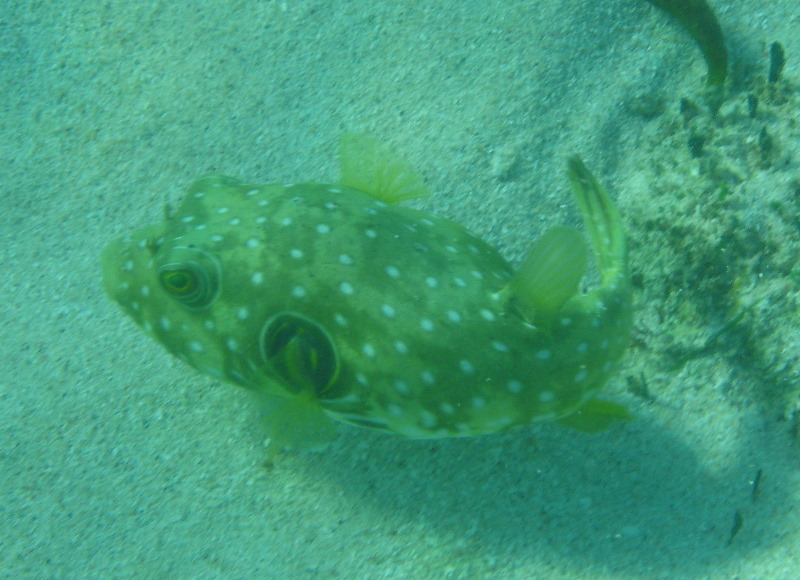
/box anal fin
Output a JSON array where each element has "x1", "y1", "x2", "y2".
[{"x1": 557, "y1": 398, "x2": 632, "y2": 433}]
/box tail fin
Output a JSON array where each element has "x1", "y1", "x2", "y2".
[{"x1": 566, "y1": 157, "x2": 627, "y2": 284}]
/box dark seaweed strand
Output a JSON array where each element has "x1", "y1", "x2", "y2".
[
  {"x1": 645, "y1": 0, "x2": 729, "y2": 85},
  {"x1": 768, "y1": 42, "x2": 785, "y2": 84}
]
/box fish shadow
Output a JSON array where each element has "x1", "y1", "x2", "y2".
[{"x1": 299, "y1": 407, "x2": 790, "y2": 575}]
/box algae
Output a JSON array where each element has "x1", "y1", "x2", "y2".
[{"x1": 645, "y1": 0, "x2": 728, "y2": 85}]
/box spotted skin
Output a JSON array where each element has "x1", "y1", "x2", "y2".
[{"x1": 102, "y1": 151, "x2": 632, "y2": 443}]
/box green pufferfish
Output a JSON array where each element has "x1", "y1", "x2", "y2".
[{"x1": 102, "y1": 134, "x2": 633, "y2": 453}]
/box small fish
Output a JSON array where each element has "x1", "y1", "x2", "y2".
[{"x1": 102, "y1": 134, "x2": 633, "y2": 452}]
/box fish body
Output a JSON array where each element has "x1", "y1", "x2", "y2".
[{"x1": 102, "y1": 135, "x2": 632, "y2": 450}]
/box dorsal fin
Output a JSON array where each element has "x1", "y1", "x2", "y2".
[{"x1": 503, "y1": 226, "x2": 588, "y2": 326}]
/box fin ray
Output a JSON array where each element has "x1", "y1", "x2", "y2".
[{"x1": 339, "y1": 133, "x2": 431, "y2": 203}]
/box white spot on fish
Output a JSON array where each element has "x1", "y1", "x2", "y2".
[
  {"x1": 425, "y1": 277, "x2": 438, "y2": 288},
  {"x1": 394, "y1": 340, "x2": 408, "y2": 354},
  {"x1": 226, "y1": 338, "x2": 238, "y2": 352},
  {"x1": 420, "y1": 410, "x2": 437, "y2": 428},
  {"x1": 386, "y1": 266, "x2": 400, "y2": 278},
  {"x1": 536, "y1": 349, "x2": 552, "y2": 360},
  {"x1": 454, "y1": 277, "x2": 467, "y2": 287},
  {"x1": 421, "y1": 371, "x2": 435, "y2": 385},
  {"x1": 160, "y1": 316, "x2": 171, "y2": 330},
  {"x1": 394, "y1": 380, "x2": 410, "y2": 394},
  {"x1": 363, "y1": 343, "x2": 376, "y2": 358},
  {"x1": 480, "y1": 309, "x2": 496, "y2": 322},
  {"x1": 281, "y1": 217, "x2": 292, "y2": 226},
  {"x1": 381, "y1": 304, "x2": 396, "y2": 318},
  {"x1": 290, "y1": 249, "x2": 304, "y2": 259},
  {"x1": 229, "y1": 218, "x2": 241, "y2": 226},
  {"x1": 334, "y1": 313, "x2": 348, "y2": 326},
  {"x1": 339, "y1": 254, "x2": 354, "y2": 265},
  {"x1": 491, "y1": 341, "x2": 509, "y2": 352},
  {"x1": 507, "y1": 380, "x2": 522, "y2": 393},
  {"x1": 292, "y1": 286, "x2": 306, "y2": 298},
  {"x1": 365, "y1": 229, "x2": 377, "y2": 238},
  {"x1": 539, "y1": 391, "x2": 555, "y2": 403},
  {"x1": 316, "y1": 224, "x2": 330, "y2": 234},
  {"x1": 237, "y1": 307, "x2": 249, "y2": 320},
  {"x1": 459, "y1": 360, "x2": 474, "y2": 374},
  {"x1": 216, "y1": 207, "x2": 229, "y2": 214},
  {"x1": 420, "y1": 318, "x2": 434, "y2": 332},
  {"x1": 189, "y1": 341, "x2": 204, "y2": 353},
  {"x1": 446, "y1": 310, "x2": 461, "y2": 323},
  {"x1": 339, "y1": 282, "x2": 354, "y2": 295},
  {"x1": 251, "y1": 272, "x2": 264, "y2": 285},
  {"x1": 574, "y1": 368, "x2": 588, "y2": 383},
  {"x1": 577, "y1": 342, "x2": 589, "y2": 353},
  {"x1": 472, "y1": 396, "x2": 486, "y2": 408}
]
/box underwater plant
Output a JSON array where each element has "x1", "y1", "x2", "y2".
[{"x1": 645, "y1": 0, "x2": 728, "y2": 85}]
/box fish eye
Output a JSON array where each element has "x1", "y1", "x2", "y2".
[
  {"x1": 161, "y1": 269, "x2": 196, "y2": 294},
  {"x1": 260, "y1": 312, "x2": 339, "y2": 396},
  {"x1": 158, "y1": 246, "x2": 221, "y2": 310}
]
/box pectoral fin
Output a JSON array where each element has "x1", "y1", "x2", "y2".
[
  {"x1": 339, "y1": 133, "x2": 431, "y2": 203},
  {"x1": 258, "y1": 391, "x2": 337, "y2": 458}
]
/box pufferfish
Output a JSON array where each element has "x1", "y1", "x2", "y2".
[{"x1": 102, "y1": 134, "x2": 633, "y2": 453}]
